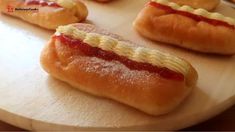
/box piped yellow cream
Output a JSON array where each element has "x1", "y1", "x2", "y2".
[
  {"x1": 152, "y1": 0, "x2": 235, "y2": 26},
  {"x1": 56, "y1": 25, "x2": 191, "y2": 76}
]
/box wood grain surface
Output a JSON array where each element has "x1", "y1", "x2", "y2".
[
  {"x1": 0, "y1": 105, "x2": 234, "y2": 131},
  {"x1": 0, "y1": 0, "x2": 235, "y2": 131}
]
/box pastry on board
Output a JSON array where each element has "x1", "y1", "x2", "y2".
[
  {"x1": 134, "y1": 0, "x2": 235, "y2": 55},
  {"x1": 0, "y1": 0, "x2": 88, "y2": 30},
  {"x1": 40, "y1": 23, "x2": 198, "y2": 116}
]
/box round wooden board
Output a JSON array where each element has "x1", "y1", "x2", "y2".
[{"x1": 0, "y1": 0, "x2": 235, "y2": 131}]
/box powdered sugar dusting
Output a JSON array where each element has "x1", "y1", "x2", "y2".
[{"x1": 79, "y1": 56, "x2": 158, "y2": 87}]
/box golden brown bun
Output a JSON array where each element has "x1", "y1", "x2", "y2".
[
  {"x1": 40, "y1": 23, "x2": 198, "y2": 116},
  {"x1": 169, "y1": 0, "x2": 220, "y2": 11},
  {"x1": 0, "y1": 0, "x2": 88, "y2": 30},
  {"x1": 133, "y1": 5, "x2": 235, "y2": 55}
]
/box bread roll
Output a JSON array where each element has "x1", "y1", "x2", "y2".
[
  {"x1": 0, "y1": 0, "x2": 88, "y2": 30},
  {"x1": 40, "y1": 23, "x2": 198, "y2": 116},
  {"x1": 134, "y1": 0, "x2": 235, "y2": 55}
]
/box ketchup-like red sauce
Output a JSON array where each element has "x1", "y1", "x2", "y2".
[
  {"x1": 149, "y1": 2, "x2": 235, "y2": 30},
  {"x1": 25, "y1": 0, "x2": 61, "y2": 8},
  {"x1": 54, "y1": 34, "x2": 185, "y2": 81}
]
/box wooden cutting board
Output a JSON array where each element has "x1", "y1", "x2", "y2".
[{"x1": 0, "y1": 0, "x2": 235, "y2": 130}]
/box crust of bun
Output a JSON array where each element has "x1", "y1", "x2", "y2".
[
  {"x1": 40, "y1": 23, "x2": 198, "y2": 116},
  {"x1": 169, "y1": 0, "x2": 220, "y2": 11},
  {"x1": 0, "y1": 0, "x2": 88, "y2": 30},
  {"x1": 133, "y1": 5, "x2": 235, "y2": 55}
]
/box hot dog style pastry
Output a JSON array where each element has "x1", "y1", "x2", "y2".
[
  {"x1": 0, "y1": 0, "x2": 88, "y2": 30},
  {"x1": 40, "y1": 23, "x2": 198, "y2": 116},
  {"x1": 169, "y1": 0, "x2": 220, "y2": 11},
  {"x1": 134, "y1": 0, "x2": 235, "y2": 55}
]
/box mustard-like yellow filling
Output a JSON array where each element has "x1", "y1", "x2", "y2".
[
  {"x1": 56, "y1": 25, "x2": 191, "y2": 76},
  {"x1": 152, "y1": 0, "x2": 235, "y2": 26}
]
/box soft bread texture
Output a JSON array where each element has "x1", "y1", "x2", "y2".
[
  {"x1": 0, "y1": 0, "x2": 88, "y2": 30},
  {"x1": 169, "y1": 0, "x2": 220, "y2": 11},
  {"x1": 133, "y1": 2, "x2": 235, "y2": 55},
  {"x1": 40, "y1": 23, "x2": 198, "y2": 116}
]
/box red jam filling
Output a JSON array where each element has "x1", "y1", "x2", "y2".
[
  {"x1": 25, "y1": 0, "x2": 61, "y2": 8},
  {"x1": 54, "y1": 34, "x2": 185, "y2": 81},
  {"x1": 149, "y1": 2, "x2": 235, "y2": 29}
]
